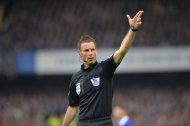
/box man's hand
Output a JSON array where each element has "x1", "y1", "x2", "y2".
[
  {"x1": 113, "y1": 10, "x2": 144, "y2": 64},
  {"x1": 127, "y1": 10, "x2": 144, "y2": 31}
]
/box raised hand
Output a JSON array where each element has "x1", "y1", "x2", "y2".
[{"x1": 126, "y1": 11, "x2": 144, "y2": 31}]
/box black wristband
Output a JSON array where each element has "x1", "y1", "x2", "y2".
[{"x1": 131, "y1": 28, "x2": 138, "y2": 32}]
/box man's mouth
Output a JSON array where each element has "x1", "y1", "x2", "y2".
[{"x1": 88, "y1": 58, "x2": 93, "y2": 61}]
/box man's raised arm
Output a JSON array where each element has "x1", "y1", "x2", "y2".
[{"x1": 113, "y1": 10, "x2": 144, "y2": 64}]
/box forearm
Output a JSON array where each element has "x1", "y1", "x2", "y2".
[
  {"x1": 113, "y1": 10, "x2": 143, "y2": 64},
  {"x1": 114, "y1": 29, "x2": 136, "y2": 64},
  {"x1": 62, "y1": 106, "x2": 78, "y2": 126},
  {"x1": 120, "y1": 29, "x2": 136, "y2": 53}
]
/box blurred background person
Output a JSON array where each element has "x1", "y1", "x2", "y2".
[{"x1": 113, "y1": 104, "x2": 134, "y2": 126}]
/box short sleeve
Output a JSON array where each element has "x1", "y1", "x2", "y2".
[
  {"x1": 68, "y1": 79, "x2": 79, "y2": 106},
  {"x1": 101, "y1": 54, "x2": 120, "y2": 78}
]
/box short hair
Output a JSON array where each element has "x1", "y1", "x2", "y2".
[
  {"x1": 113, "y1": 102, "x2": 128, "y2": 111},
  {"x1": 77, "y1": 35, "x2": 96, "y2": 50}
]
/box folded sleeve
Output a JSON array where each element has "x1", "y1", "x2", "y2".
[
  {"x1": 68, "y1": 79, "x2": 79, "y2": 106},
  {"x1": 101, "y1": 54, "x2": 120, "y2": 78}
]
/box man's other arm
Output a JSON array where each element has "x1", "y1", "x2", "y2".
[
  {"x1": 62, "y1": 106, "x2": 79, "y2": 126},
  {"x1": 113, "y1": 11, "x2": 144, "y2": 64}
]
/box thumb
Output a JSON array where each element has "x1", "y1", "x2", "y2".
[{"x1": 126, "y1": 14, "x2": 131, "y2": 20}]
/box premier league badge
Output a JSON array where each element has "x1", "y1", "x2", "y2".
[
  {"x1": 76, "y1": 83, "x2": 81, "y2": 95},
  {"x1": 90, "y1": 77, "x2": 100, "y2": 87}
]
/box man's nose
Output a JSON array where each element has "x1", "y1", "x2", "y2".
[{"x1": 89, "y1": 50, "x2": 93, "y2": 55}]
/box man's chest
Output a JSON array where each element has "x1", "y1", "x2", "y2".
[{"x1": 74, "y1": 67, "x2": 103, "y2": 96}]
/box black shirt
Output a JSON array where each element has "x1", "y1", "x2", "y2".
[{"x1": 68, "y1": 55, "x2": 119, "y2": 121}]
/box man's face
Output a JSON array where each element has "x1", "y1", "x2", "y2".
[
  {"x1": 79, "y1": 42, "x2": 97, "y2": 67},
  {"x1": 112, "y1": 106, "x2": 126, "y2": 121}
]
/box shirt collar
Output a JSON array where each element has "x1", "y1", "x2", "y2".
[
  {"x1": 118, "y1": 116, "x2": 129, "y2": 126},
  {"x1": 81, "y1": 61, "x2": 98, "y2": 71}
]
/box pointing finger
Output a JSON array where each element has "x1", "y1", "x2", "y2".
[
  {"x1": 135, "y1": 10, "x2": 144, "y2": 18},
  {"x1": 134, "y1": 11, "x2": 141, "y2": 18},
  {"x1": 138, "y1": 11, "x2": 144, "y2": 18}
]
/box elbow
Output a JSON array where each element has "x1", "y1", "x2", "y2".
[
  {"x1": 69, "y1": 106, "x2": 79, "y2": 115},
  {"x1": 114, "y1": 49, "x2": 128, "y2": 64}
]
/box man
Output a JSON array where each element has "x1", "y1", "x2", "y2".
[
  {"x1": 62, "y1": 10, "x2": 144, "y2": 126},
  {"x1": 113, "y1": 104, "x2": 134, "y2": 126}
]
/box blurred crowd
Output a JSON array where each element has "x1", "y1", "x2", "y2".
[
  {"x1": 0, "y1": 89, "x2": 68, "y2": 126},
  {"x1": 113, "y1": 87, "x2": 190, "y2": 126},
  {"x1": 0, "y1": 85, "x2": 190, "y2": 126},
  {"x1": 0, "y1": 0, "x2": 189, "y2": 52}
]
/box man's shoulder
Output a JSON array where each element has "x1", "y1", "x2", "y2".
[
  {"x1": 100, "y1": 55, "x2": 119, "y2": 68},
  {"x1": 72, "y1": 70, "x2": 83, "y2": 77}
]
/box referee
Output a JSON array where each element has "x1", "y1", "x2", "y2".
[{"x1": 62, "y1": 10, "x2": 144, "y2": 126}]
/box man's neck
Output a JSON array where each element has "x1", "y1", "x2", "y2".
[
  {"x1": 83, "y1": 62, "x2": 97, "y2": 70},
  {"x1": 84, "y1": 63, "x2": 90, "y2": 69}
]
